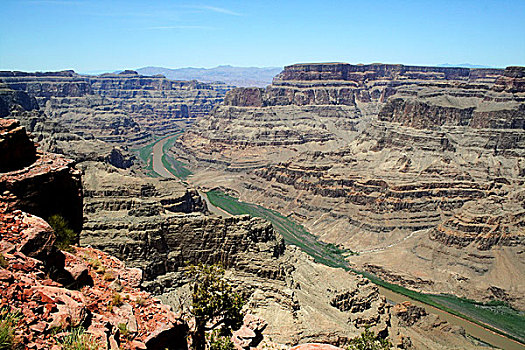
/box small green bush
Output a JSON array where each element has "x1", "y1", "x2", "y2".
[
  {"x1": 209, "y1": 330, "x2": 235, "y2": 350},
  {"x1": 0, "y1": 307, "x2": 21, "y2": 350},
  {"x1": 103, "y1": 271, "x2": 115, "y2": 281},
  {"x1": 112, "y1": 293, "x2": 123, "y2": 307},
  {"x1": 118, "y1": 323, "x2": 131, "y2": 339},
  {"x1": 48, "y1": 214, "x2": 76, "y2": 252},
  {"x1": 87, "y1": 258, "x2": 105, "y2": 274},
  {"x1": 58, "y1": 327, "x2": 99, "y2": 350},
  {"x1": 347, "y1": 327, "x2": 391, "y2": 350},
  {"x1": 0, "y1": 254, "x2": 8, "y2": 269}
]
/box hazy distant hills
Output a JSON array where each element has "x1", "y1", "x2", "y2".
[
  {"x1": 437, "y1": 63, "x2": 491, "y2": 68},
  {"x1": 136, "y1": 65, "x2": 282, "y2": 87}
]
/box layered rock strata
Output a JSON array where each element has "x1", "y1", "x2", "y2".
[
  {"x1": 0, "y1": 118, "x2": 83, "y2": 233},
  {"x1": 0, "y1": 124, "x2": 188, "y2": 349},
  {"x1": 79, "y1": 162, "x2": 487, "y2": 348},
  {"x1": 177, "y1": 63, "x2": 525, "y2": 308},
  {"x1": 1, "y1": 83, "x2": 138, "y2": 169},
  {"x1": 0, "y1": 70, "x2": 229, "y2": 144}
]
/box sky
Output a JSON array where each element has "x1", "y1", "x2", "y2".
[{"x1": 1, "y1": 0, "x2": 524, "y2": 72}]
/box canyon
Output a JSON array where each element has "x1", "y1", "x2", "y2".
[
  {"x1": 1, "y1": 63, "x2": 524, "y2": 349},
  {"x1": 176, "y1": 63, "x2": 525, "y2": 313}
]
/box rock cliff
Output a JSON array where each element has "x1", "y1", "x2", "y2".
[
  {"x1": 177, "y1": 63, "x2": 525, "y2": 309},
  {"x1": 0, "y1": 120, "x2": 188, "y2": 349},
  {"x1": 0, "y1": 118, "x2": 83, "y2": 233},
  {"x1": 79, "y1": 161, "x2": 487, "y2": 349},
  {"x1": 0, "y1": 70, "x2": 229, "y2": 139}
]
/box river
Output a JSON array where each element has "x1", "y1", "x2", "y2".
[{"x1": 149, "y1": 135, "x2": 524, "y2": 350}]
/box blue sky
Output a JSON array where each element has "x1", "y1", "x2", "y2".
[{"x1": 1, "y1": 0, "x2": 524, "y2": 72}]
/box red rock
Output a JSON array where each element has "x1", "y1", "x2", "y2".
[
  {"x1": 29, "y1": 321, "x2": 47, "y2": 333},
  {"x1": 290, "y1": 344, "x2": 345, "y2": 350},
  {"x1": 19, "y1": 215, "x2": 56, "y2": 261},
  {"x1": 129, "y1": 340, "x2": 147, "y2": 350},
  {"x1": 63, "y1": 251, "x2": 93, "y2": 287},
  {"x1": 109, "y1": 334, "x2": 119, "y2": 350},
  {"x1": 232, "y1": 314, "x2": 268, "y2": 350},
  {"x1": 87, "y1": 313, "x2": 111, "y2": 347},
  {"x1": 0, "y1": 269, "x2": 13, "y2": 281},
  {"x1": 111, "y1": 303, "x2": 138, "y2": 333},
  {"x1": 243, "y1": 314, "x2": 267, "y2": 332},
  {"x1": 31, "y1": 286, "x2": 87, "y2": 329},
  {"x1": 119, "y1": 267, "x2": 143, "y2": 288}
]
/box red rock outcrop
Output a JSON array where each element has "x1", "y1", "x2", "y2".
[
  {"x1": 0, "y1": 117, "x2": 82, "y2": 232},
  {"x1": 0, "y1": 198, "x2": 188, "y2": 349},
  {"x1": 0, "y1": 119, "x2": 36, "y2": 171},
  {"x1": 0, "y1": 122, "x2": 190, "y2": 348},
  {"x1": 290, "y1": 345, "x2": 344, "y2": 350},
  {"x1": 232, "y1": 314, "x2": 267, "y2": 350}
]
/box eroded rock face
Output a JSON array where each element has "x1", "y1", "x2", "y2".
[
  {"x1": 0, "y1": 151, "x2": 83, "y2": 233},
  {"x1": 0, "y1": 202, "x2": 188, "y2": 350},
  {"x1": 177, "y1": 62, "x2": 525, "y2": 309},
  {"x1": 80, "y1": 162, "x2": 284, "y2": 284},
  {"x1": 0, "y1": 82, "x2": 139, "y2": 170},
  {"x1": 392, "y1": 302, "x2": 427, "y2": 327},
  {"x1": 0, "y1": 118, "x2": 83, "y2": 233},
  {"x1": 233, "y1": 247, "x2": 390, "y2": 346},
  {"x1": 0, "y1": 70, "x2": 230, "y2": 145},
  {"x1": 0, "y1": 118, "x2": 36, "y2": 171}
]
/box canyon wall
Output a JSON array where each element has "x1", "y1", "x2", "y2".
[
  {"x1": 78, "y1": 161, "x2": 485, "y2": 348},
  {"x1": 0, "y1": 70, "x2": 229, "y2": 149},
  {"x1": 178, "y1": 63, "x2": 525, "y2": 309}
]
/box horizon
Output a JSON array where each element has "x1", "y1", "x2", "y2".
[
  {"x1": 0, "y1": 62, "x2": 512, "y2": 76},
  {"x1": 1, "y1": 0, "x2": 524, "y2": 72}
]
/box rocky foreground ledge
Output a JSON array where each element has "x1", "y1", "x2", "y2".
[{"x1": 0, "y1": 195, "x2": 188, "y2": 349}]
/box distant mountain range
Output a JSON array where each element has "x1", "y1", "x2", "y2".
[
  {"x1": 84, "y1": 64, "x2": 495, "y2": 87},
  {"x1": 136, "y1": 65, "x2": 283, "y2": 87},
  {"x1": 437, "y1": 63, "x2": 491, "y2": 68}
]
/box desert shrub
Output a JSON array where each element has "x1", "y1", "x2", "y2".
[
  {"x1": 88, "y1": 258, "x2": 105, "y2": 274},
  {"x1": 187, "y1": 264, "x2": 244, "y2": 350},
  {"x1": 58, "y1": 327, "x2": 99, "y2": 350},
  {"x1": 209, "y1": 330, "x2": 234, "y2": 350},
  {"x1": 0, "y1": 307, "x2": 21, "y2": 350},
  {"x1": 112, "y1": 293, "x2": 123, "y2": 307},
  {"x1": 0, "y1": 254, "x2": 8, "y2": 269},
  {"x1": 48, "y1": 214, "x2": 76, "y2": 252},
  {"x1": 117, "y1": 323, "x2": 130, "y2": 340},
  {"x1": 103, "y1": 271, "x2": 115, "y2": 281},
  {"x1": 347, "y1": 327, "x2": 391, "y2": 350}
]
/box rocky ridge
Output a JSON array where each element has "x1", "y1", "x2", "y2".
[
  {"x1": 79, "y1": 160, "x2": 488, "y2": 349},
  {"x1": 0, "y1": 118, "x2": 83, "y2": 233},
  {"x1": 0, "y1": 70, "x2": 230, "y2": 172},
  {"x1": 0, "y1": 70, "x2": 229, "y2": 141},
  {"x1": 0, "y1": 119, "x2": 190, "y2": 349},
  {"x1": 177, "y1": 63, "x2": 525, "y2": 309},
  {"x1": 0, "y1": 199, "x2": 188, "y2": 350}
]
